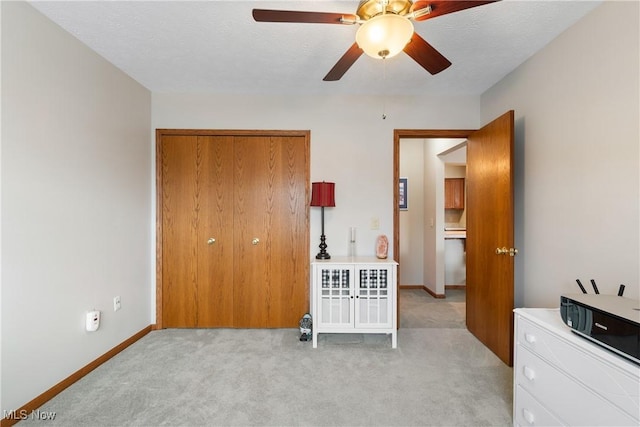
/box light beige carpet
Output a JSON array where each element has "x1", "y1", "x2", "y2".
[
  {"x1": 19, "y1": 288, "x2": 513, "y2": 426},
  {"x1": 400, "y1": 288, "x2": 467, "y2": 329}
]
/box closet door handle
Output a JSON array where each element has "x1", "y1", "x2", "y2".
[
  {"x1": 207, "y1": 238, "x2": 216, "y2": 245},
  {"x1": 252, "y1": 238, "x2": 260, "y2": 245}
]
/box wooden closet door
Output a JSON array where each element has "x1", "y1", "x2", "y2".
[
  {"x1": 196, "y1": 136, "x2": 234, "y2": 327},
  {"x1": 233, "y1": 135, "x2": 309, "y2": 327},
  {"x1": 161, "y1": 135, "x2": 234, "y2": 327},
  {"x1": 161, "y1": 135, "x2": 198, "y2": 327},
  {"x1": 159, "y1": 130, "x2": 309, "y2": 329}
]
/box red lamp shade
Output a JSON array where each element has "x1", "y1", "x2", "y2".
[{"x1": 310, "y1": 182, "x2": 335, "y2": 207}]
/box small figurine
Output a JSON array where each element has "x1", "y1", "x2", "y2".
[
  {"x1": 376, "y1": 235, "x2": 389, "y2": 259},
  {"x1": 299, "y1": 313, "x2": 312, "y2": 342}
]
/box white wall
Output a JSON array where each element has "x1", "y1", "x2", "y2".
[
  {"x1": 0, "y1": 1, "x2": 4, "y2": 414},
  {"x1": 399, "y1": 139, "x2": 425, "y2": 285},
  {"x1": 481, "y1": 0, "x2": 640, "y2": 307},
  {"x1": 1, "y1": 1, "x2": 152, "y2": 414},
  {"x1": 152, "y1": 94, "x2": 480, "y2": 316},
  {"x1": 421, "y1": 139, "x2": 467, "y2": 296}
]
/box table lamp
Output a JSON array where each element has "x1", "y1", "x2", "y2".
[{"x1": 310, "y1": 181, "x2": 335, "y2": 259}]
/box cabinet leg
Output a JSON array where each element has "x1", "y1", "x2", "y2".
[
  {"x1": 392, "y1": 332, "x2": 397, "y2": 349},
  {"x1": 313, "y1": 331, "x2": 318, "y2": 348}
]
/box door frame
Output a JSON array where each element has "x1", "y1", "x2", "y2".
[
  {"x1": 393, "y1": 129, "x2": 475, "y2": 324},
  {"x1": 155, "y1": 129, "x2": 311, "y2": 329}
]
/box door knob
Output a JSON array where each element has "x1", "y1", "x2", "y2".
[
  {"x1": 207, "y1": 238, "x2": 216, "y2": 245},
  {"x1": 496, "y1": 247, "x2": 518, "y2": 256},
  {"x1": 252, "y1": 238, "x2": 260, "y2": 245}
]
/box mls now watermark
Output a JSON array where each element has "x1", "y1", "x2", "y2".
[{"x1": 3, "y1": 409, "x2": 57, "y2": 421}]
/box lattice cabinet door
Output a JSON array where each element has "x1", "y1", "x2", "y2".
[
  {"x1": 311, "y1": 257, "x2": 397, "y2": 348},
  {"x1": 315, "y1": 265, "x2": 355, "y2": 328},
  {"x1": 355, "y1": 265, "x2": 393, "y2": 328}
]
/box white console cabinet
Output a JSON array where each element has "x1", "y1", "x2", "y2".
[
  {"x1": 514, "y1": 308, "x2": 639, "y2": 426},
  {"x1": 311, "y1": 257, "x2": 397, "y2": 348}
]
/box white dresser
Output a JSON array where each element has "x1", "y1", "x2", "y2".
[
  {"x1": 311, "y1": 257, "x2": 397, "y2": 348},
  {"x1": 513, "y1": 308, "x2": 640, "y2": 426}
]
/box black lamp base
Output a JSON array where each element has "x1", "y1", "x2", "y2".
[{"x1": 315, "y1": 234, "x2": 331, "y2": 259}]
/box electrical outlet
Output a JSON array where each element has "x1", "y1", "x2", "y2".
[{"x1": 113, "y1": 296, "x2": 121, "y2": 312}]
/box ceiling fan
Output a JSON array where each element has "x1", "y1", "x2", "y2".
[{"x1": 253, "y1": 0, "x2": 498, "y2": 81}]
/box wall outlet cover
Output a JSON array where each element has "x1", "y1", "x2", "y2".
[{"x1": 370, "y1": 217, "x2": 380, "y2": 230}]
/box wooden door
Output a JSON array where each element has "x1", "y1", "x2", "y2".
[
  {"x1": 161, "y1": 135, "x2": 198, "y2": 327},
  {"x1": 197, "y1": 136, "x2": 234, "y2": 327},
  {"x1": 233, "y1": 135, "x2": 309, "y2": 327},
  {"x1": 466, "y1": 111, "x2": 515, "y2": 366},
  {"x1": 160, "y1": 135, "x2": 234, "y2": 327}
]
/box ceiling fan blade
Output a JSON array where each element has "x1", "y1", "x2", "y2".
[
  {"x1": 252, "y1": 9, "x2": 357, "y2": 24},
  {"x1": 412, "y1": 1, "x2": 499, "y2": 21},
  {"x1": 403, "y1": 33, "x2": 452, "y2": 75},
  {"x1": 323, "y1": 43, "x2": 364, "y2": 81}
]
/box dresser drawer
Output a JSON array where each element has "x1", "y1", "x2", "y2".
[
  {"x1": 514, "y1": 385, "x2": 563, "y2": 427},
  {"x1": 516, "y1": 345, "x2": 638, "y2": 426},
  {"x1": 516, "y1": 314, "x2": 639, "y2": 420}
]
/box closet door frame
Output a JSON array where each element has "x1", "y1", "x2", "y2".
[{"x1": 155, "y1": 129, "x2": 310, "y2": 329}]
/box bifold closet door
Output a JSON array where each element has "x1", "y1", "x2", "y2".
[
  {"x1": 160, "y1": 131, "x2": 309, "y2": 328},
  {"x1": 197, "y1": 135, "x2": 234, "y2": 327},
  {"x1": 233, "y1": 135, "x2": 308, "y2": 327},
  {"x1": 161, "y1": 135, "x2": 234, "y2": 328}
]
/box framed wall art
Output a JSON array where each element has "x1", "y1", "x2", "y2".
[{"x1": 399, "y1": 177, "x2": 408, "y2": 210}]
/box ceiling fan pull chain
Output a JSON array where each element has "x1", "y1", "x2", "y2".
[{"x1": 382, "y1": 58, "x2": 387, "y2": 120}]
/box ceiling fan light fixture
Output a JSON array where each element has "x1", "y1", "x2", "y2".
[{"x1": 356, "y1": 13, "x2": 414, "y2": 59}]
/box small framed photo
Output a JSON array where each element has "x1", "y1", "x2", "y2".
[{"x1": 399, "y1": 177, "x2": 408, "y2": 210}]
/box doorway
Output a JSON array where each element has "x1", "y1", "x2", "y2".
[
  {"x1": 393, "y1": 130, "x2": 473, "y2": 333},
  {"x1": 393, "y1": 111, "x2": 515, "y2": 366},
  {"x1": 397, "y1": 137, "x2": 467, "y2": 298}
]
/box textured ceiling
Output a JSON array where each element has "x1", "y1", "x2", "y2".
[{"x1": 29, "y1": 0, "x2": 601, "y2": 96}]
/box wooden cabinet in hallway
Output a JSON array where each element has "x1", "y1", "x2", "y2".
[{"x1": 157, "y1": 130, "x2": 310, "y2": 328}]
